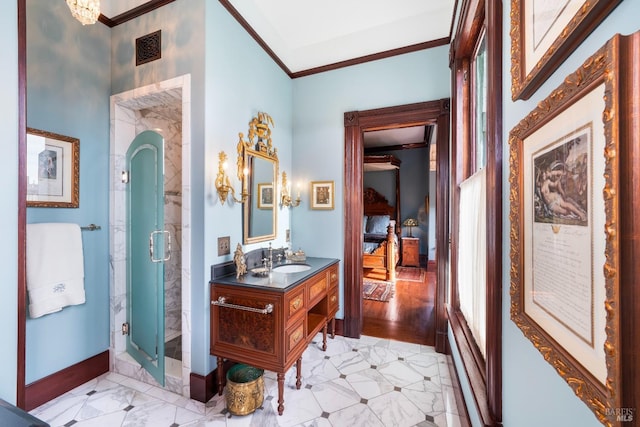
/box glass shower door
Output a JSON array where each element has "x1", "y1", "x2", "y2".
[{"x1": 126, "y1": 130, "x2": 166, "y2": 386}]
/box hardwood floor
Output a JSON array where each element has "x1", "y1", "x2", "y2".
[{"x1": 362, "y1": 262, "x2": 436, "y2": 346}]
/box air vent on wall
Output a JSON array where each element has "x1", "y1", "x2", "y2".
[{"x1": 136, "y1": 30, "x2": 161, "y2": 66}]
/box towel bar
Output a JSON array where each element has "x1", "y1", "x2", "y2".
[
  {"x1": 211, "y1": 296, "x2": 273, "y2": 314},
  {"x1": 81, "y1": 224, "x2": 101, "y2": 231}
]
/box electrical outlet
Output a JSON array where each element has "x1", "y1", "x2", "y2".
[{"x1": 218, "y1": 236, "x2": 230, "y2": 256}]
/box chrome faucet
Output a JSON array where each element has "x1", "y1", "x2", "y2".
[{"x1": 266, "y1": 243, "x2": 273, "y2": 271}]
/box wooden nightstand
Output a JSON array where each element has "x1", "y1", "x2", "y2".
[{"x1": 401, "y1": 237, "x2": 420, "y2": 267}]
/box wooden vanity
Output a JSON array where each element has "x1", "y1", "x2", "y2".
[{"x1": 210, "y1": 258, "x2": 339, "y2": 415}]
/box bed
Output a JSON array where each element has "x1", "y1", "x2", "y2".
[{"x1": 362, "y1": 187, "x2": 399, "y2": 281}]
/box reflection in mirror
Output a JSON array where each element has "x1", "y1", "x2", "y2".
[
  {"x1": 246, "y1": 151, "x2": 276, "y2": 239},
  {"x1": 238, "y1": 112, "x2": 278, "y2": 244}
]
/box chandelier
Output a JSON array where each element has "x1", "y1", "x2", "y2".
[{"x1": 66, "y1": 0, "x2": 101, "y2": 25}]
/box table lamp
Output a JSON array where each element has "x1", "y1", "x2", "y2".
[{"x1": 402, "y1": 218, "x2": 418, "y2": 237}]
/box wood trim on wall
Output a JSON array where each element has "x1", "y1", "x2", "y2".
[
  {"x1": 445, "y1": 330, "x2": 472, "y2": 427},
  {"x1": 190, "y1": 372, "x2": 215, "y2": 404},
  {"x1": 98, "y1": 0, "x2": 176, "y2": 27},
  {"x1": 189, "y1": 360, "x2": 239, "y2": 404},
  {"x1": 17, "y1": 0, "x2": 26, "y2": 410},
  {"x1": 448, "y1": 0, "x2": 502, "y2": 425},
  {"x1": 343, "y1": 111, "x2": 364, "y2": 338},
  {"x1": 291, "y1": 38, "x2": 450, "y2": 79},
  {"x1": 24, "y1": 351, "x2": 109, "y2": 411},
  {"x1": 434, "y1": 106, "x2": 451, "y2": 353},
  {"x1": 484, "y1": 0, "x2": 503, "y2": 420},
  {"x1": 448, "y1": 307, "x2": 493, "y2": 424},
  {"x1": 343, "y1": 100, "x2": 450, "y2": 346}
]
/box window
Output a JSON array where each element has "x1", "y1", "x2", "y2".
[
  {"x1": 457, "y1": 32, "x2": 489, "y2": 358},
  {"x1": 473, "y1": 35, "x2": 488, "y2": 171},
  {"x1": 449, "y1": 1, "x2": 502, "y2": 425},
  {"x1": 457, "y1": 167, "x2": 487, "y2": 356}
]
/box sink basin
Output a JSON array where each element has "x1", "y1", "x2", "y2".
[{"x1": 273, "y1": 264, "x2": 311, "y2": 273}]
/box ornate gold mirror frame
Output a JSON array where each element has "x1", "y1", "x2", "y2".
[{"x1": 238, "y1": 112, "x2": 278, "y2": 244}]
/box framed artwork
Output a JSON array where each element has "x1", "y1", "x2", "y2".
[
  {"x1": 26, "y1": 127, "x2": 79, "y2": 208},
  {"x1": 509, "y1": 33, "x2": 640, "y2": 424},
  {"x1": 310, "y1": 181, "x2": 334, "y2": 210},
  {"x1": 257, "y1": 183, "x2": 273, "y2": 209},
  {"x1": 510, "y1": 0, "x2": 621, "y2": 100}
]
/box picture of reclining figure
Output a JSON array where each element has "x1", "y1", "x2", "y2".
[{"x1": 533, "y1": 133, "x2": 589, "y2": 227}]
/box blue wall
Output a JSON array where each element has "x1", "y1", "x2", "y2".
[
  {"x1": 25, "y1": 0, "x2": 111, "y2": 383},
  {"x1": 0, "y1": 0, "x2": 19, "y2": 404},
  {"x1": 202, "y1": 0, "x2": 293, "y2": 375},
  {"x1": 291, "y1": 46, "x2": 451, "y2": 317},
  {"x1": 499, "y1": 1, "x2": 640, "y2": 426}
]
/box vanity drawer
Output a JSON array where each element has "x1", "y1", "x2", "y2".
[
  {"x1": 285, "y1": 319, "x2": 306, "y2": 356},
  {"x1": 328, "y1": 285, "x2": 339, "y2": 314},
  {"x1": 285, "y1": 288, "x2": 305, "y2": 323},
  {"x1": 307, "y1": 274, "x2": 328, "y2": 306},
  {"x1": 327, "y1": 264, "x2": 339, "y2": 286}
]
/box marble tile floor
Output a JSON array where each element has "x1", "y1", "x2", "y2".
[{"x1": 30, "y1": 334, "x2": 463, "y2": 427}]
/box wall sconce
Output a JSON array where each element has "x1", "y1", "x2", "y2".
[
  {"x1": 402, "y1": 218, "x2": 418, "y2": 237},
  {"x1": 280, "y1": 171, "x2": 301, "y2": 208},
  {"x1": 215, "y1": 151, "x2": 248, "y2": 205}
]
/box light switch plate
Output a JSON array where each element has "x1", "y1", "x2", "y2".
[
  {"x1": 286, "y1": 229, "x2": 290, "y2": 242},
  {"x1": 218, "y1": 236, "x2": 230, "y2": 256}
]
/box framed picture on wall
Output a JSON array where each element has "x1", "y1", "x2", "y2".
[
  {"x1": 509, "y1": 33, "x2": 640, "y2": 424},
  {"x1": 510, "y1": 0, "x2": 622, "y2": 100},
  {"x1": 310, "y1": 181, "x2": 334, "y2": 210},
  {"x1": 26, "y1": 127, "x2": 79, "y2": 208},
  {"x1": 257, "y1": 183, "x2": 273, "y2": 209}
]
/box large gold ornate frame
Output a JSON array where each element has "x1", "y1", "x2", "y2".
[
  {"x1": 510, "y1": 0, "x2": 621, "y2": 100},
  {"x1": 510, "y1": 32, "x2": 640, "y2": 425}
]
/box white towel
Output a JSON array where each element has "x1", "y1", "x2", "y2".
[{"x1": 26, "y1": 223, "x2": 86, "y2": 318}]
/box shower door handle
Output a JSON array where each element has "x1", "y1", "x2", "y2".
[{"x1": 149, "y1": 230, "x2": 172, "y2": 263}]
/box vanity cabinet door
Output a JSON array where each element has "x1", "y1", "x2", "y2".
[{"x1": 211, "y1": 284, "x2": 282, "y2": 367}]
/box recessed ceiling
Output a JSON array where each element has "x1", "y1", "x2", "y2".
[
  {"x1": 364, "y1": 126, "x2": 426, "y2": 148},
  {"x1": 224, "y1": 0, "x2": 457, "y2": 75}
]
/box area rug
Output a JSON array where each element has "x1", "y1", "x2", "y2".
[
  {"x1": 396, "y1": 266, "x2": 425, "y2": 282},
  {"x1": 363, "y1": 280, "x2": 395, "y2": 302}
]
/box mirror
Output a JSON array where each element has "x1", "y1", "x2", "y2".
[
  {"x1": 238, "y1": 112, "x2": 278, "y2": 244},
  {"x1": 244, "y1": 149, "x2": 278, "y2": 243}
]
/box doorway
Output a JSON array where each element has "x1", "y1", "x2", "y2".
[
  {"x1": 343, "y1": 99, "x2": 450, "y2": 352},
  {"x1": 361, "y1": 140, "x2": 435, "y2": 345},
  {"x1": 110, "y1": 75, "x2": 192, "y2": 395}
]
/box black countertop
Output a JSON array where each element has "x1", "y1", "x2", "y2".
[{"x1": 211, "y1": 257, "x2": 339, "y2": 292}]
